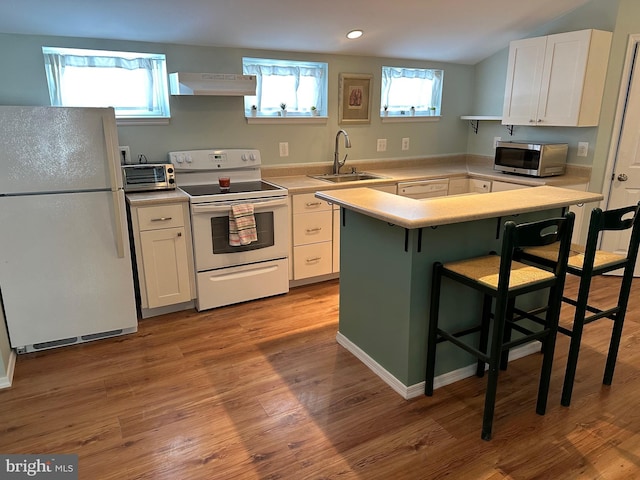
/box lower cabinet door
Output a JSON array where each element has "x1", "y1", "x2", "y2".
[
  {"x1": 140, "y1": 226, "x2": 192, "y2": 308},
  {"x1": 293, "y1": 242, "x2": 333, "y2": 279}
]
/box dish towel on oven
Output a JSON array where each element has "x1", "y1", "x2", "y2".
[{"x1": 229, "y1": 203, "x2": 258, "y2": 246}]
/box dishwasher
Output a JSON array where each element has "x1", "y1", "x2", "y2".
[{"x1": 396, "y1": 178, "x2": 449, "y2": 199}]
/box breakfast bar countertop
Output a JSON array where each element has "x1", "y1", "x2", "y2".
[{"x1": 315, "y1": 185, "x2": 603, "y2": 230}]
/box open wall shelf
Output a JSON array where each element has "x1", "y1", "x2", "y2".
[{"x1": 460, "y1": 115, "x2": 513, "y2": 135}]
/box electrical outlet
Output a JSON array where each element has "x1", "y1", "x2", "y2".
[
  {"x1": 279, "y1": 142, "x2": 289, "y2": 157},
  {"x1": 493, "y1": 137, "x2": 502, "y2": 149},
  {"x1": 119, "y1": 146, "x2": 131, "y2": 164},
  {"x1": 377, "y1": 138, "x2": 387, "y2": 152},
  {"x1": 402, "y1": 137, "x2": 410, "y2": 151},
  {"x1": 577, "y1": 142, "x2": 589, "y2": 157}
]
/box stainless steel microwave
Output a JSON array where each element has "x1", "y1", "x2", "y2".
[
  {"x1": 494, "y1": 141, "x2": 568, "y2": 177},
  {"x1": 121, "y1": 163, "x2": 176, "y2": 192}
]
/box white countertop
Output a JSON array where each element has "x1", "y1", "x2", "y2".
[
  {"x1": 125, "y1": 188, "x2": 189, "y2": 206},
  {"x1": 264, "y1": 162, "x2": 590, "y2": 195},
  {"x1": 315, "y1": 185, "x2": 603, "y2": 229}
]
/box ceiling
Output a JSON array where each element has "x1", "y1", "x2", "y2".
[{"x1": 0, "y1": 0, "x2": 593, "y2": 65}]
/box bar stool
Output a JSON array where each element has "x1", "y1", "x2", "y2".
[
  {"x1": 425, "y1": 213, "x2": 574, "y2": 440},
  {"x1": 517, "y1": 202, "x2": 640, "y2": 406}
]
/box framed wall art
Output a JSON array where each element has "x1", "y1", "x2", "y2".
[{"x1": 338, "y1": 73, "x2": 372, "y2": 124}]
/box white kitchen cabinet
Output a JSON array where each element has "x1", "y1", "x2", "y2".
[
  {"x1": 371, "y1": 184, "x2": 397, "y2": 194},
  {"x1": 448, "y1": 177, "x2": 469, "y2": 195},
  {"x1": 130, "y1": 202, "x2": 195, "y2": 314},
  {"x1": 291, "y1": 193, "x2": 333, "y2": 280},
  {"x1": 490, "y1": 180, "x2": 529, "y2": 192},
  {"x1": 448, "y1": 177, "x2": 491, "y2": 195},
  {"x1": 502, "y1": 29, "x2": 612, "y2": 127},
  {"x1": 469, "y1": 178, "x2": 491, "y2": 193},
  {"x1": 566, "y1": 183, "x2": 590, "y2": 244}
]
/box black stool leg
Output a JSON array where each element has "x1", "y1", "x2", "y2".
[
  {"x1": 476, "y1": 294, "x2": 492, "y2": 377},
  {"x1": 561, "y1": 274, "x2": 592, "y2": 407},
  {"x1": 425, "y1": 263, "x2": 443, "y2": 397},
  {"x1": 537, "y1": 286, "x2": 561, "y2": 414},
  {"x1": 603, "y1": 270, "x2": 634, "y2": 385},
  {"x1": 481, "y1": 293, "x2": 508, "y2": 441},
  {"x1": 500, "y1": 298, "x2": 516, "y2": 370}
]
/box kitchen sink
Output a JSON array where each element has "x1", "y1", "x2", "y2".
[{"x1": 309, "y1": 172, "x2": 387, "y2": 183}]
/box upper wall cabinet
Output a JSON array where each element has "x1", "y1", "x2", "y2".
[{"x1": 502, "y1": 29, "x2": 612, "y2": 127}]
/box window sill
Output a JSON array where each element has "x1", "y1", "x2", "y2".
[
  {"x1": 246, "y1": 116, "x2": 328, "y2": 125},
  {"x1": 116, "y1": 117, "x2": 170, "y2": 126},
  {"x1": 381, "y1": 115, "x2": 441, "y2": 123}
]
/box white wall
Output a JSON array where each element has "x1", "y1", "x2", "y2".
[
  {"x1": 467, "y1": 0, "x2": 620, "y2": 175},
  {"x1": 0, "y1": 33, "x2": 474, "y2": 168}
]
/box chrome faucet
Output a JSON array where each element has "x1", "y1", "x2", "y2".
[{"x1": 333, "y1": 129, "x2": 352, "y2": 174}]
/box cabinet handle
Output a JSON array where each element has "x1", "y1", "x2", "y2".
[
  {"x1": 306, "y1": 227, "x2": 322, "y2": 233},
  {"x1": 177, "y1": 232, "x2": 182, "y2": 237},
  {"x1": 306, "y1": 257, "x2": 321, "y2": 263},
  {"x1": 305, "y1": 202, "x2": 322, "y2": 207},
  {"x1": 151, "y1": 217, "x2": 173, "y2": 222}
]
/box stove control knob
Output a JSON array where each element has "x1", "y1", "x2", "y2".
[
  {"x1": 173, "y1": 154, "x2": 183, "y2": 164},
  {"x1": 185, "y1": 154, "x2": 193, "y2": 163},
  {"x1": 241, "y1": 153, "x2": 248, "y2": 161},
  {"x1": 249, "y1": 153, "x2": 256, "y2": 161}
]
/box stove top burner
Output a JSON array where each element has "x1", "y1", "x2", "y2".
[{"x1": 180, "y1": 181, "x2": 281, "y2": 196}]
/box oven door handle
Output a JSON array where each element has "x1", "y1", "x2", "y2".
[{"x1": 191, "y1": 197, "x2": 288, "y2": 214}]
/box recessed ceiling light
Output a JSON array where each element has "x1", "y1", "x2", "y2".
[{"x1": 346, "y1": 30, "x2": 363, "y2": 40}]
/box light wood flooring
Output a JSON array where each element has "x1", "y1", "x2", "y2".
[{"x1": 1, "y1": 275, "x2": 639, "y2": 479}]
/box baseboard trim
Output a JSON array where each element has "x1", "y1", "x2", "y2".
[
  {"x1": 0, "y1": 349, "x2": 17, "y2": 389},
  {"x1": 141, "y1": 300, "x2": 195, "y2": 319},
  {"x1": 336, "y1": 332, "x2": 541, "y2": 400}
]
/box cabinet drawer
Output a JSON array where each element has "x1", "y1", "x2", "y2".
[
  {"x1": 293, "y1": 211, "x2": 332, "y2": 246},
  {"x1": 293, "y1": 242, "x2": 333, "y2": 279},
  {"x1": 137, "y1": 204, "x2": 185, "y2": 231},
  {"x1": 292, "y1": 193, "x2": 332, "y2": 214}
]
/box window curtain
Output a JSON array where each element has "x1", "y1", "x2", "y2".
[
  {"x1": 244, "y1": 62, "x2": 325, "y2": 111},
  {"x1": 43, "y1": 52, "x2": 156, "y2": 109},
  {"x1": 381, "y1": 67, "x2": 443, "y2": 110}
]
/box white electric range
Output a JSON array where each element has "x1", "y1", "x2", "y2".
[{"x1": 169, "y1": 149, "x2": 289, "y2": 311}]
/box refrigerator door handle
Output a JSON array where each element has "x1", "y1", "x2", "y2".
[
  {"x1": 112, "y1": 190, "x2": 127, "y2": 259},
  {"x1": 102, "y1": 110, "x2": 122, "y2": 192}
]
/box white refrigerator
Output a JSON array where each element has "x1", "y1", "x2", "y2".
[{"x1": 0, "y1": 106, "x2": 137, "y2": 353}]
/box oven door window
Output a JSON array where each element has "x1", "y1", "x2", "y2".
[{"x1": 210, "y1": 212, "x2": 275, "y2": 253}]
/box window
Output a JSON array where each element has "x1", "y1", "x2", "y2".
[
  {"x1": 380, "y1": 66, "x2": 443, "y2": 117},
  {"x1": 42, "y1": 47, "x2": 170, "y2": 121},
  {"x1": 243, "y1": 57, "x2": 328, "y2": 117}
]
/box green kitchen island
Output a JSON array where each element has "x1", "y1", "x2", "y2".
[{"x1": 314, "y1": 186, "x2": 603, "y2": 399}]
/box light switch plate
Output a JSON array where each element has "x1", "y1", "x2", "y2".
[
  {"x1": 279, "y1": 142, "x2": 289, "y2": 157},
  {"x1": 577, "y1": 142, "x2": 589, "y2": 157}
]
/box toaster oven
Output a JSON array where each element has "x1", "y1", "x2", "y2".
[{"x1": 122, "y1": 163, "x2": 176, "y2": 192}]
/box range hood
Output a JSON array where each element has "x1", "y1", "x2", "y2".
[{"x1": 169, "y1": 73, "x2": 257, "y2": 96}]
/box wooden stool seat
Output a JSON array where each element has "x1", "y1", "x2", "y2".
[
  {"x1": 444, "y1": 255, "x2": 556, "y2": 290},
  {"x1": 523, "y1": 243, "x2": 627, "y2": 272}
]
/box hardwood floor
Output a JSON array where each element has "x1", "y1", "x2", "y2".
[{"x1": 1, "y1": 276, "x2": 639, "y2": 479}]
